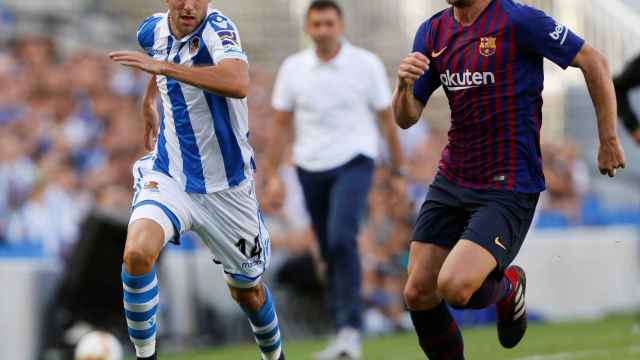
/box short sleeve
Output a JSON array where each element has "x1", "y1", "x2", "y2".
[
  {"x1": 137, "y1": 15, "x2": 162, "y2": 56},
  {"x1": 204, "y1": 13, "x2": 248, "y2": 64},
  {"x1": 271, "y1": 58, "x2": 295, "y2": 112},
  {"x1": 412, "y1": 21, "x2": 441, "y2": 105},
  {"x1": 367, "y1": 55, "x2": 392, "y2": 111},
  {"x1": 513, "y1": 5, "x2": 584, "y2": 69}
]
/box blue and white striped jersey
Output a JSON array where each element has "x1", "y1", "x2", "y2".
[{"x1": 137, "y1": 8, "x2": 255, "y2": 194}]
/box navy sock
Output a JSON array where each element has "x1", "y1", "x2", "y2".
[
  {"x1": 410, "y1": 301, "x2": 464, "y2": 360},
  {"x1": 464, "y1": 274, "x2": 512, "y2": 310}
]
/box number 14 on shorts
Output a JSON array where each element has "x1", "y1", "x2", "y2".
[{"x1": 235, "y1": 236, "x2": 262, "y2": 258}]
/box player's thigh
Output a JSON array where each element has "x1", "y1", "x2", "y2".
[
  {"x1": 437, "y1": 191, "x2": 539, "y2": 297},
  {"x1": 437, "y1": 239, "x2": 498, "y2": 301},
  {"x1": 458, "y1": 191, "x2": 539, "y2": 272},
  {"x1": 192, "y1": 179, "x2": 269, "y2": 289},
  {"x1": 411, "y1": 197, "x2": 469, "y2": 252},
  {"x1": 126, "y1": 163, "x2": 192, "y2": 270},
  {"x1": 404, "y1": 242, "x2": 450, "y2": 310}
]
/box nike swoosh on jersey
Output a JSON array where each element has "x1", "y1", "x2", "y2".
[
  {"x1": 494, "y1": 236, "x2": 507, "y2": 250},
  {"x1": 431, "y1": 47, "x2": 447, "y2": 58}
]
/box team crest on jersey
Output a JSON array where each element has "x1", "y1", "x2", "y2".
[
  {"x1": 189, "y1": 36, "x2": 201, "y2": 55},
  {"x1": 144, "y1": 181, "x2": 159, "y2": 192},
  {"x1": 479, "y1": 36, "x2": 497, "y2": 57}
]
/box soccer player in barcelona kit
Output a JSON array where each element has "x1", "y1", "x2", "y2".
[
  {"x1": 110, "y1": 1, "x2": 284, "y2": 359},
  {"x1": 393, "y1": 0, "x2": 626, "y2": 358}
]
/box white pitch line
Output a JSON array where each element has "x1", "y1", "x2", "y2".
[{"x1": 513, "y1": 346, "x2": 640, "y2": 360}]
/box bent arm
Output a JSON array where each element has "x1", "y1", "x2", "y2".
[
  {"x1": 159, "y1": 59, "x2": 250, "y2": 99},
  {"x1": 392, "y1": 82, "x2": 424, "y2": 130}
]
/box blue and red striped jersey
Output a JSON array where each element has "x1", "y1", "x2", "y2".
[{"x1": 413, "y1": 0, "x2": 584, "y2": 193}]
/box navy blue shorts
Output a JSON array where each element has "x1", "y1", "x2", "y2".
[{"x1": 412, "y1": 175, "x2": 540, "y2": 270}]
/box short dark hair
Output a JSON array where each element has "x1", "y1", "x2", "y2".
[{"x1": 307, "y1": 0, "x2": 343, "y2": 18}]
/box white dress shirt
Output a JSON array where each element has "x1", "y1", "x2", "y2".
[{"x1": 272, "y1": 41, "x2": 392, "y2": 172}]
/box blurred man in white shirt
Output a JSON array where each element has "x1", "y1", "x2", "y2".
[{"x1": 264, "y1": 1, "x2": 404, "y2": 359}]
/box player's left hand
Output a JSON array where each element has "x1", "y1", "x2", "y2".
[
  {"x1": 597, "y1": 137, "x2": 626, "y2": 177},
  {"x1": 109, "y1": 51, "x2": 163, "y2": 75}
]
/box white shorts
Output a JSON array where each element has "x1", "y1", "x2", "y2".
[{"x1": 129, "y1": 157, "x2": 270, "y2": 289}]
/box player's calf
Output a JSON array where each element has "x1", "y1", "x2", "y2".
[
  {"x1": 122, "y1": 219, "x2": 166, "y2": 360},
  {"x1": 230, "y1": 284, "x2": 284, "y2": 360},
  {"x1": 404, "y1": 243, "x2": 464, "y2": 359}
]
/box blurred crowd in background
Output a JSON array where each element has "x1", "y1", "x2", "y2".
[{"x1": 0, "y1": 33, "x2": 620, "y2": 334}]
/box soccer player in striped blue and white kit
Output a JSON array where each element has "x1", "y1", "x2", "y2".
[{"x1": 110, "y1": 1, "x2": 284, "y2": 359}]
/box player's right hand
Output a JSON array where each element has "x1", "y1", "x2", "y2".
[
  {"x1": 597, "y1": 136, "x2": 626, "y2": 177},
  {"x1": 398, "y1": 52, "x2": 430, "y2": 87}
]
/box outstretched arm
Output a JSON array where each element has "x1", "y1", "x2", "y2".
[
  {"x1": 110, "y1": 51, "x2": 249, "y2": 99},
  {"x1": 571, "y1": 44, "x2": 626, "y2": 177}
]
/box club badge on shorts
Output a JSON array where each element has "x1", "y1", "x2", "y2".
[{"x1": 144, "y1": 181, "x2": 160, "y2": 193}]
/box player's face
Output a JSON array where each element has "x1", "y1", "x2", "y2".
[
  {"x1": 305, "y1": 9, "x2": 344, "y2": 51},
  {"x1": 447, "y1": 0, "x2": 474, "y2": 7},
  {"x1": 166, "y1": 0, "x2": 209, "y2": 37}
]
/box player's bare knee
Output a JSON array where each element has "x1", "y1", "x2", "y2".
[
  {"x1": 124, "y1": 221, "x2": 163, "y2": 274},
  {"x1": 229, "y1": 285, "x2": 264, "y2": 312},
  {"x1": 437, "y1": 273, "x2": 476, "y2": 308},
  {"x1": 403, "y1": 282, "x2": 439, "y2": 310},
  {"x1": 123, "y1": 246, "x2": 155, "y2": 275}
]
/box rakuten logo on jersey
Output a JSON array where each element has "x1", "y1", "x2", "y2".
[{"x1": 440, "y1": 69, "x2": 496, "y2": 91}]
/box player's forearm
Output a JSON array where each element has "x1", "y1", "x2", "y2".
[
  {"x1": 142, "y1": 76, "x2": 159, "y2": 113},
  {"x1": 159, "y1": 60, "x2": 249, "y2": 99},
  {"x1": 378, "y1": 108, "x2": 405, "y2": 171},
  {"x1": 392, "y1": 83, "x2": 422, "y2": 129},
  {"x1": 580, "y1": 51, "x2": 618, "y2": 142}
]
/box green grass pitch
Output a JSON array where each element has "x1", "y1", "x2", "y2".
[{"x1": 156, "y1": 315, "x2": 639, "y2": 360}]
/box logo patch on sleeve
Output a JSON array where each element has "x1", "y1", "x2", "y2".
[{"x1": 217, "y1": 30, "x2": 239, "y2": 47}]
